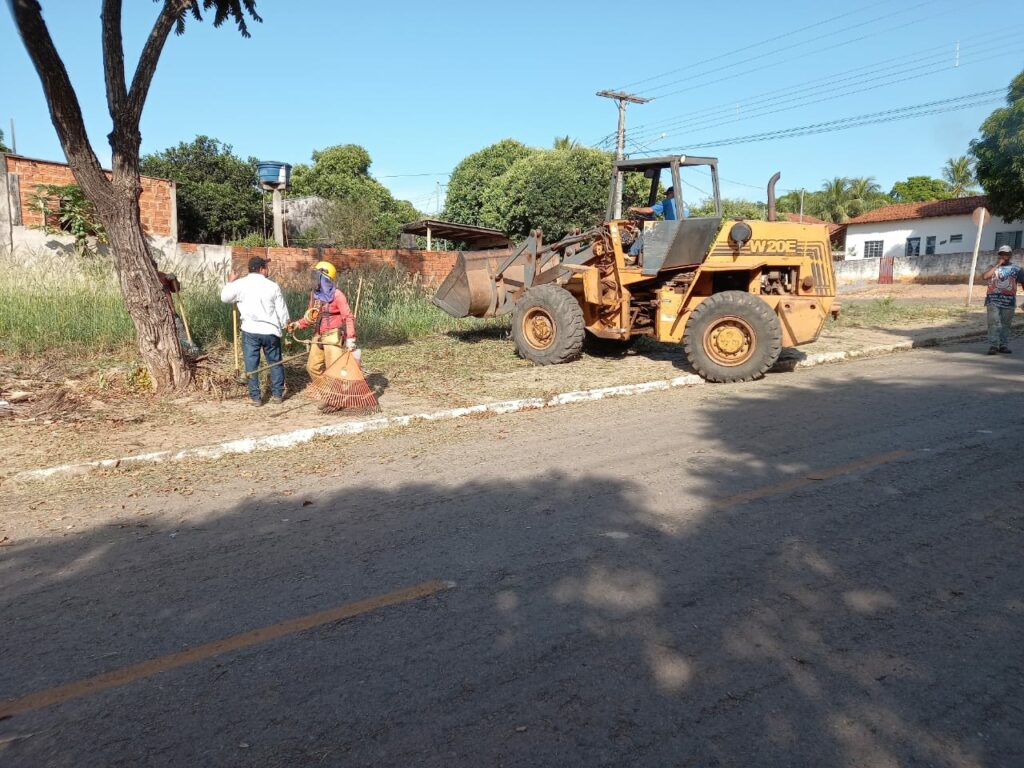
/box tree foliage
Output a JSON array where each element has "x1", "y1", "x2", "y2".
[
  {"x1": 443, "y1": 139, "x2": 539, "y2": 227},
  {"x1": 140, "y1": 135, "x2": 262, "y2": 243},
  {"x1": 289, "y1": 144, "x2": 419, "y2": 248},
  {"x1": 942, "y1": 156, "x2": 978, "y2": 198},
  {"x1": 889, "y1": 175, "x2": 952, "y2": 203},
  {"x1": 690, "y1": 197, "x2": 765, "y2": 219},
  {"x1": 479, "y1": 146, "x2": 646, "y2": 241},
  {"x1": 971, "y1": 70, "x2": 1024, "y2": 221},
  {"x1": 0, "y1": 128, "x2": 9, "y2": 153},
  {"x1": 9, "y1": 0, "x2": 261, "y2": 392},
  {"x1": 776, "y1": 177, "x2": 890, "y2": 223}
]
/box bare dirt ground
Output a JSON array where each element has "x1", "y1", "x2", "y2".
[
  {"x1": 838, "y1": 282, "x2": 974, "y2": 300},
  {"x1": 0, "y1": 293, "x2": 992, "y2": 478}
]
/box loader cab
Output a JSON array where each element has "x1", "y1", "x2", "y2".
[{"x1": 609, "y1": 155, "x2": 723, "y2": 276}]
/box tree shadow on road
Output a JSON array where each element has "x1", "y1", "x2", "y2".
[{"x1": 2, "y1": 346, "x2": 1022, "y2": 767}]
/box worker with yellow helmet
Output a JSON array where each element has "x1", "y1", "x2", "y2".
[{"x1": 287, "y1": 260, "x2": 358, "y2": 383}]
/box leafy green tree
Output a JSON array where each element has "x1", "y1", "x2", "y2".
[
  {"x1": 690, "y1": 197, "x2": 766, "y2": 219},
  {"x1": 552, "y1": 135, "x2": 579, "y2": 150},
  {"x1": 0, "y1": 128, "x2": 9, "y2": 153},
  {"x1": 889, "y1": 175, "x2": 952, "y2": 203},
  {"x1": 971, "y1": 71, "x2": 1024, "y2": 220},
  {"x1": 289, "y1": 144, "x2": 419, "y2": 248},
  {"x1": 942, "y1": 156, "x2": 978, "y2": 198},
  {"x1": 141, "y1": 135, "x2": 262, "y2": 243},
  {"x1": 480, "y1": 146, "x2": 621, "y2": 240},
  {"x1": 846, "y1": 176, "x2": 890, "y2": 218},
  {"x1": 814, "y1": 177, "x2": 855, "y2": 224},
  {"x1": 9, "y1": 0, "x2": 261, "y2": 392},
  {"x1": 443, "y1": 139, "x2": 538, "y2": 226}
]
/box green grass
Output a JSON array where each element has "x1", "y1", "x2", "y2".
[
  {"x1": 0, "y1": 252, "x2": 502, "y2": 356},
  {"x1": 828, "y1": 297, "x2": 978, "y2": 329}
]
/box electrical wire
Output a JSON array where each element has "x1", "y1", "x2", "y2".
[
  {"x1": 637, "y1": 89, "x2": 1004, "y2": 153},
  {"x1": 626, "y1": 31, "x2": 1015, "y2": 142},
  {"x1": 627, "y1": 42, "x2": 1017, "y2": 146},
  {"x1": 615, "y1": 0, "x2": 896, "y2": 92}
]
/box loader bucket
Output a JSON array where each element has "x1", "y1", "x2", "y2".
[{"x1": 432, "y1": 251, "x2": 501, "y2": 318}]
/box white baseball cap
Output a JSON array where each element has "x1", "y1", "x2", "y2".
[{"x1": 998, "y1": 245, "x2": 1012, "y2": 254}]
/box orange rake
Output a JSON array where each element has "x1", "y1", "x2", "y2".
[{"x1": 304, "y1": 349, "x2": 379, "y2": 413}]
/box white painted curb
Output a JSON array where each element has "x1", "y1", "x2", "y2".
[{"x1": 8, "y1": 330, "x2": 985, "y2": 483}]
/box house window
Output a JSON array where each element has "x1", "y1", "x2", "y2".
[
  {"x1": 995, "y1": 231, "x2": 1023, "y2": 250},
  {"x1": 949, "y1": 234, "x2": 963, "y2": 243},
  {"x1": 926, "y1": 236, "x2": 936, "y2": 255},
  {"x1": 863, "y1": 240, "x2": 883, "y2": 259},
  {"x1": 905, "y1": 237, "x2": 921, "y2": 257}
]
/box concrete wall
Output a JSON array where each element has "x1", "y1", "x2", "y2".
[
  {"x1": 845, "y1": 214, "x2": 1023, "y2": 260},
  {"x1": 834, "y1": 249, "x2": 1006, "y2": 286}
]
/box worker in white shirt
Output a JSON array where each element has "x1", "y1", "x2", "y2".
[{"x1": 220, "y1": 257, "x2": 291, "y2": 406}]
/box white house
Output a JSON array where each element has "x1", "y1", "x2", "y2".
[{"x1": 843, "y1": 196, "x2": 1023, "y2": 260}]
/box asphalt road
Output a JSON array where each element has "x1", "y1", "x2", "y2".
[{"x1": 2, "y1": 340, "x2": 1023, "y2": 767}]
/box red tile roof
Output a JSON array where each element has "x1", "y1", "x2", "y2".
[
  {"x1": 782, "y1": 212, "x2": 828, "y2": 225},
  {"x1": 846, "y1": 195, "x2": 989, "y2": 225}
]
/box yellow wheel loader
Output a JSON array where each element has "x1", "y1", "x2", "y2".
[{"x1": 432, "y1": 155, "x2": 837, "y2": 383}]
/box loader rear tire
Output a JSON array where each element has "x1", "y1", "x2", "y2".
[
  {"x1": 683, "y1": 291, "x2": 782, "y2": 383},
  {"x1": 512, "y1": 285, "x2": 585, "y2": 365}
]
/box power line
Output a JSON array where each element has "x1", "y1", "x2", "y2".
[
  {"x1": 627, "y1": 41, "x2": 1017, "y2": 146},
  {"x1": 626, "y1": 30, "x2": 1013, "y2": 142},
  {"x1": 592, "y1": 0, "x2": 976, "y2": 146},
  {"x1": 640, "y1": 89, "x2": 1004, "y2": 152},
  {"x1": 614, "y1": 0, "x2": 895, "y2": 93},
  {"x1": 375, "y1": 172, "x2": 450, "y2": 178}
]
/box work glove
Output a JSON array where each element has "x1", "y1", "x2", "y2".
[{"x1": 345, "y1": 337, "x2": 357, "y2": 350}]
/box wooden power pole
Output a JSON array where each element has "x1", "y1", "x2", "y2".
[{"x1": 597, "y1": 90, "x2": 650, "y2": 218}]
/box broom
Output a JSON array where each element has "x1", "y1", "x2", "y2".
[{"x1": 302, "y1": 277, "x2": 378, "y2": 413}]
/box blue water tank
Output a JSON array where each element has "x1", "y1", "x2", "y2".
[{"x1": 257, "y1": 161, "x2": 291, "y2": 189}]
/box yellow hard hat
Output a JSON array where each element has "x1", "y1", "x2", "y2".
[{"x1": 312, "y1": 260, "x2": 337, "y2": 281}]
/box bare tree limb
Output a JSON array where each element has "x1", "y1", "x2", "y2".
[
  {"x1": 126, "y1": 0, "x2": 192, "y2": 128},
  {"x1": 9, "y1": 0, "x2": 113, "y2": 205},
  {"x1": 101, "y1": 0, "x2": 128, "y2": 118}
]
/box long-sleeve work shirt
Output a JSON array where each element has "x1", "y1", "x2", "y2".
[{"x1": 220, "y1": 273, "x2": 290, "y2": 337}]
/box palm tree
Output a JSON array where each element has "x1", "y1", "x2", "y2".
[
  {"x1": 847, "y1": 176, "x2": 883, "y2": 218},
  {"x1": 814, "y1": 177, "x2": 855, "y2": 224},
  {"x1": 552, "y1": 135, "x2": 579, "y2": 150},
  {"x1": 942, "y1": 156, "x2": 978, "y2": 198}
]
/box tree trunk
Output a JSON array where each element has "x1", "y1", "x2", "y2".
[{"x1": 105, "y1": 143, "x2": 191, "y2": 391}]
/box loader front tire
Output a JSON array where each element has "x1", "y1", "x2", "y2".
[
  {"x1": 512, "y1": 285, "x2": 585, "y2": 365},
  {"x1": 683, "y1": 291, "x2": 782, "y2": 383}
]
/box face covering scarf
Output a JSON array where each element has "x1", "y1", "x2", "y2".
[{"x1": 313, "y1": 273, "x2": 336, "y2": 303}]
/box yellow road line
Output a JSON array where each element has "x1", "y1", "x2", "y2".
[
  {"x1": 0, "y1": 579, "x2": 452, "y2": 720},
  {"x1": 710, "y1": 450, "x2": 912, "y2": 509}
]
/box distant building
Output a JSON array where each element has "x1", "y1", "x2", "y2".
[{"x1": 843, "y1": 195, "x2": 1022, "y2": 260}]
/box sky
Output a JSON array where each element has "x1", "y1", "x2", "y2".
[{"x1": 2, "y1": 0, "x2": 1022, "y2": 216}]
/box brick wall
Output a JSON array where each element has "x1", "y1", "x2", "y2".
[
  {"x1": 3, "y1": 154, "x2": 175, "y2": 238},
  {"x1": 228, "y1": 245, "x2": 480, "y2": 286}
]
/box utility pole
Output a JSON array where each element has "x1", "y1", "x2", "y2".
[
  {"x1": 8, "y1": 118, "x2": 16, "y2": 154},
  {"x1": 597, "y1": 90, "x2": 650, "y2": 218},
  {"x1": 799, "y1": 189, "x2": 805, "y2": 223}
]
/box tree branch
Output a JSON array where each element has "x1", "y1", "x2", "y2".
[
  {"x1": 126, "y1": 0, "x2": 192, "y2": 127},
  {"x1": 101, "y1": 0, "x2": 128, "y2": 119},
  {"x1": 9, "y1": 0, "x2": 112, "y2": 205}
]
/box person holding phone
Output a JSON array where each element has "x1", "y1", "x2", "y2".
[{"x1": 981, "y1": 245, "x2": 1023, "y2": 355}]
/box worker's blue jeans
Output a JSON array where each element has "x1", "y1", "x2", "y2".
[
  {"x1": 242, "y1": 331, "x2": 284, "y2": 401},
  {"x1": 986, "y1": 304, "x2": 1015, "y2": 348}
]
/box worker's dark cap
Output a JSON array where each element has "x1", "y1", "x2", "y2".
[
  {"x1": 665, "y1": 186, "x2": 675, "y2": 195},
  {"x1": 248, "y1": 256, "x2": 270, "y2": 272}
]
